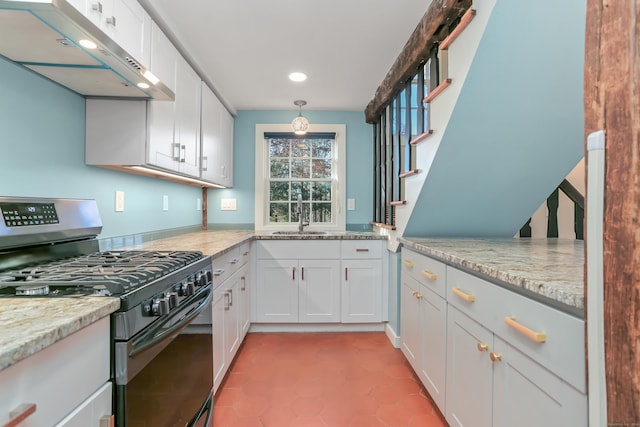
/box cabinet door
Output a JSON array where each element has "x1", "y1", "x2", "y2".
[
  {"x1": 150, "y1": 22, "x2": 177, "y2": 92},
  {"x1": 175, "y1": 57, "x2": 201, "y2": 177},
  {"x1": 255, "y1": 259, "x2": 298, "y2": 322},
  {"x1": 400, "y1": 275, "x2": 421, "y2": 369},
  {"x1": 219, "y1": 107, "x2": 234, "y2": 187},
  {"x1": 238, "y1": 264, "x2": 251, "y2": 337},
  {"x1": 102, "y1": 0, "x2": 151, "y2": 65},
  {"x1": 492, "y1": 336, "x2": 587, "y2": 427},
  {"x1": 148, "y1": 99, "x2": 177, "y2": 170},
  {"x1": 419, "y1": 286, "x2": 447, "y2": 411},
  {"x1": 341, "y1": 259, "x2": 382, "y2": 323},
  {"x1": 54, "y1": 382, "x2": 112, "y2": 427},
  {"x1": 212, "y1": 288, "x2": 226, "y2": 394},
  {"x1": 298, "y1": 259, "x2": 341, "y2": 323},
  {"x1": 224, "y1": 274, "x2": 241, "y2": 361},
  {"x1": 446, "y1": 306, "x2": 493, "y2": 427},
  {"x1": 200, "y1": 83, "x2": 224, "y2": 184}
]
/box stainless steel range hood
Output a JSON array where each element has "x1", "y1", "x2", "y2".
[{"x1": 0, "y1": 0, "x2": 174, "y2": 100}]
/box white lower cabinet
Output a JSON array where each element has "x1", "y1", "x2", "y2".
[
  {"x1": 0, "y1": 317, "x2": 111, "y2": 426},
  {"x1": 400, "y1": 253, "x2": 447, "y2": 410},
  {"x1": 341, "y1": 240, "x2": 383, "y2": 323},
  {"x1": 256, "y1": 258, "x2": 341, "y2": 323},
  {"x1": 212, "y1": 243, "x2": 252, "y2": 394},
  {"x1": 400, "y1": 247, "x2": 588, "y2": 427}
]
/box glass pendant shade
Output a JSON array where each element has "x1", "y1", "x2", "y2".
[
  {"x1": 292, "y1": 114, "x2": 309, "y2": 135},
  {"x1": 291, "y1": 100, "x2": 309, "y2": 135}
]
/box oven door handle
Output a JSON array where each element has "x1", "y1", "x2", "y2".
[{"x1": 129, "y1": 286, "x2": 212, "y2": 358}]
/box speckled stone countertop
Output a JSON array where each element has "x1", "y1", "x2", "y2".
[
  {"x1": 0, "y1": 297, "x2": 120, "y2": 371},
  {"x1": 254, "y1": 230, "x2": 387, "y2": 240},
  {"x1": 398, "y1": 238, "x2": 584, "y2": 316},
  {"x1": 1, "y1": 229, "x2": 385, "y2": 372}
]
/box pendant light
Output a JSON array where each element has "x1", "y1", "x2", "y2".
[{"x1": 291, "y1": 100, "x2": 309, "y2": 135}]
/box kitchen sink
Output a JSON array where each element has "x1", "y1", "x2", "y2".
[{"x1": 271, "y1": 231, "x2": 327, "y2": 235}]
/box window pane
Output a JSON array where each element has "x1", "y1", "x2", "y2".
[
  {"x1": 270, "y1": 159, "x2": 289, "y2": 178},
  {"x1": 269, "y1": 139, "x2": 290, "y2": 157},
  {"x1": 313, "y1": 139, "x2": 332, "y2": 158},
  {"x1": 312, "y1": 203, "x2": 332, "y2": 223},
  {"x1": 312, "y1": 159, "x2": 331, "y2": 179},
  {"x1": 270, "y1": 182, "x2": 289, "y2": 202},
  {"x1": 270, "y1": 203, "x2": 289, "y2": 222},
  {"x1": 312, "y1": 181, "x2": 331, "y2": 201},
  {"x1": 291, "y1": 142, "x2": 311, "y2": 158},
  {"x1": 291, "y1": 159, "x2": 310, "y2": 178},
  {"x1": 290, "y1": 181, "x2": 310, "y2": 201}
]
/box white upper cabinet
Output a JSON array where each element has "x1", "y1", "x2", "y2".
[
  {"x1": 201, "y1": 82, "x2": 234, "y2": 187},
  {"x1": 174, "y1": 56, "x2": 201, "y2": 176},
  {"x1": 82, "y1": 0, "x2": 151, "y2": 66},
  {"x1": 149, "y1": 21, "x2": 177, "y2": 93}
]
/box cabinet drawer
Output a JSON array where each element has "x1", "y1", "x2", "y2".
[
  {"x1": 0, "y1": 318, "x2": 110, "y2": 426},
  {"x1": 211, "y1": 247, "x2": 240, "y2": 287},
  {"x1": 447, "y1": 267, "x2": 586, "y2": 392},
  {"x1": 238, "y1": 241, "x2": 252, "y2": 266},
  {"x1": 257, "y1": 241, "x2": 340, "y2": 259},
  {"x1": 401, "y1": 249, "x2": 446, "y2": 298},
  {"x1": 341, "y1": 240, "x2": 382, "y2": 259}
]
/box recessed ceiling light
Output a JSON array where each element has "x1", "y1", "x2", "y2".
[
  {"x1": 289, "y1": 72, "x2": 307, "y2": 82},
  {"x1": 137, "y1": 82, "x2": 150, "y2": 89},
  {"x1": 78, "y1": 39, "x2": 97, "y2": 49}
]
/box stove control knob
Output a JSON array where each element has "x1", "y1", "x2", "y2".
[
  {"x1": 167, "y1": 292, "x2": 179, "y2": 309},
  {"x1": 206, "y1": 270, "x2": 213, "y2": 283},
  {"x1": 197, "y1": 273, "x2": 208, "y2": 287},
  {"x1": 152, "y1": 297, "x2": 170, "y2": 316},
  {"x1": 181, "y1": 281, "x2": 195, "y2": 296}
]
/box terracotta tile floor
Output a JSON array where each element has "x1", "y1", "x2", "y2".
[{"x1": 213, "y1": 332, "x2": 448, "y2": 427}]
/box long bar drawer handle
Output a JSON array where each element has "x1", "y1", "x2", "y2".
[
  {"x1": 421, "y1": 269, "x2": 438, "y2": 281},
  {"x1": 213, "y1": 268, "x2": 225, "y2": 276},
  {"x1": 504, "y1": 316, "x2": 546, "y2": 343},
  {"x1": 100, "y1": 415, "x2": 115, "y2": 427},
  {"x1": 402, "y1": 259, "x2": 414, "y2": 268},
  {"x1": 4, "y1": 403, "x2": 36, "y2": 427},
  {"x1": 355, "y1": 248, "x2": 369, "y2": 252},
  {"x1": 452, "y1": 287, "x2": 475, "y2": 302}
]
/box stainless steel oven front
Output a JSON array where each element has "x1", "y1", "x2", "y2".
[{"x1": 114, "y1": 277, "x2": 214, "y2": 427}]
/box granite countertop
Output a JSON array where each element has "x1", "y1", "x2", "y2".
[
  {"x1": 0, "y1": 229, "x2": 384, "y2": 372},
  {"x1": 398, "y1": 237, "x2": 584, "y2": 315},
  {"x1": 254, "y1": 230, "x2": 387, "y2": 240},
  {"x1": 0, "y1": 297, "x2": 120, "y2": 371}
]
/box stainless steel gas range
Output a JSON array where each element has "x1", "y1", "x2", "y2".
[{"x1": 0, "y1": 197, "x2": 214, "y2": 427}]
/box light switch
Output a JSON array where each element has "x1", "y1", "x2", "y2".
[
  {"x1": 163, "y1": 195, "x2": 169, "y2": 211},
  {"x1": 347, "y1": 198, "x2": 356, "y2": 211},
  {"x1": 221, "y1": 198, "x2": 237, "y2": 211},
  {"x1": 115, "y1": 191, "x2": 125, "y2": 212},
  {"x1": 196, "y1": 198, "x2": 202, "y2": 211}
]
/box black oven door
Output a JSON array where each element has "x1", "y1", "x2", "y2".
[{"x1": 115, "y1": 285, "x2": 213, "y2": 427}]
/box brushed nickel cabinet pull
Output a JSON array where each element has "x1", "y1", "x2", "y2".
[
  {"x1": 241, "y1": 276, "x2": 246, "y2": 291},
  {"x1": 504, "y1": 316, "x2": 547, "y2": 343},
  {"x1": 301, "y1": 267, "x2": 305, "y2": 281},
  {"x1": 4, "y1": 403, "x2": 36, "y2": 427},
  {"x1": 105, "y1": 16, "x2": 116, "y2": 26},
  {"x1": 355, "y1": 248, "x2": 369, "y2": 252},
  {"x1": 345, "y1": 267, "x2": 348, "y2": 281},
  {"x1": 224, "y1": 292, "x2": 230, "y2": 311},
  {"x1": 292, "y1": 267, "x2": 295, "y2": 281}
]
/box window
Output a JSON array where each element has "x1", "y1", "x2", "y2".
[{"x1": 255, "y1": 124, "x2": 346, "y2": 231}]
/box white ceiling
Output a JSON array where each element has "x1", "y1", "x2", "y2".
[{"x1": 139, "y1": 0, "x2": 432, "y2": 114}]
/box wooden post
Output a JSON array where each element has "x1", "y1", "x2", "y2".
[
  {"x1": 202, "y1": 187, "x2": 208, "y2": 231},
  {"x1": 584, "y1": 0, "x2": 640, "y2": 423}
]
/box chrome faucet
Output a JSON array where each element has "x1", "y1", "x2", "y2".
[{"x1": 297, "y1": 194, "x2": 309, "y2": 232}]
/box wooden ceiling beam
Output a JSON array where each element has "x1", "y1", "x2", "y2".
[{"x1": 364, "y1": 0, "x2": 471, "y2": 124}]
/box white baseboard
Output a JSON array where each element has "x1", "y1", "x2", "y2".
[
  {"x1": 249, "y1": 323, "x2": 385, "y2": 333},
  {"x1": 384, "y1": 323, "x2": 401, "y2": 348}
]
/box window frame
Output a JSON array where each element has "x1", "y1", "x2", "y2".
[{"x1": 255, "y1": 123, "x2": 346, "y2": 232}]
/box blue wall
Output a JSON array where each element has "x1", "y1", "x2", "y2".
[
  {"x1": 208, "y1": 110, "x2": 374, "y2": 229},
  {"x1": 0, "y1": 57, "x2": 203, "y2": 238},
  {"x1": 405, "y1": 0, "x2": 585, "y2": 237}
]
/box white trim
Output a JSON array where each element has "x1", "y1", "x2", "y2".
[
  {"x1": 384, "y1": 322, "x2": 401, "y2": 348},
  {"x1": 254, "y1": 123, "x2": 347, "y2": 232}
]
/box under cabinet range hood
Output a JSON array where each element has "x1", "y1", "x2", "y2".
[{"x1": 0, "y1": 0, "x2": 174, "y2": 100}]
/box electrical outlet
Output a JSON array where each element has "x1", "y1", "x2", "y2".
[
  {"x1": 347, "y1": 198, "x2": 356, "y2": 210},
  {"x1": 163, "y1": 195, "x2": 169, "y2": 211},
  {"x1": 115, "y1": 191, "x2": 125, "y2": 212}
]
